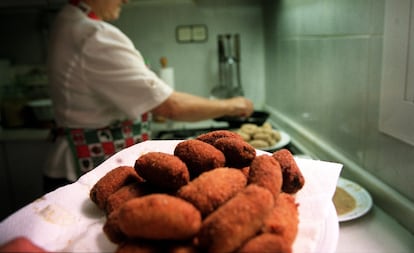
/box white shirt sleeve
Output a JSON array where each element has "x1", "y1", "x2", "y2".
[{"x1": 80, "y1": 23, "x2": 173, "y2": 120}]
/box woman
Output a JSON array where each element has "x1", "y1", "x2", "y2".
[{"x1": 43, "y1": 0, "x2": 254, "y2": 192}]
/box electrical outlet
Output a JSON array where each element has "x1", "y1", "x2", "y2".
[
  {"x1": 176, "y1": 26, "x2": 192, "y2": 42},
  {"x1": 192, "y1": 25, "x2": 207, "y2": 42},
  {"x1": 176, "y1": 25, "x2": 208, "y2": 43}
]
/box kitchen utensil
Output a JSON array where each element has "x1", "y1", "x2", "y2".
[
  {"x1": 211, "y1": 35, "x2": 233, "y2": 98},
  {"x1": 210, "y1": 34, "x2": 244, "y2": 98},
  {"x1": 223, "y1": 34, "x2": 242, "y2": 96},
  {"x1": 232, "y1": 34, "x2": 244, "y2": 96}
]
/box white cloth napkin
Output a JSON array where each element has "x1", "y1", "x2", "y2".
[{"x1": 0, "y1": 140, "x2": 342, "y2": 252}]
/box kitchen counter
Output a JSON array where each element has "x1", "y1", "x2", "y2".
[
  {"x1": 0, "y1": 127, "x2": 49, "y2": 141},
  {"x1": 337, "y1": 206, "x2": 413, "y2": 253}
]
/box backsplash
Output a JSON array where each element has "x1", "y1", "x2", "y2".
[{"x1": 263, "y1": 0, "x2": 414, "y2": 233}]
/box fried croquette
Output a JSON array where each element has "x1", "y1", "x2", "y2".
[
  {"x1": 106, "y1": 182, "x2": 154, "y2": 214},
  {"x1": 235, "y1": 130, "x2": 250, "y2": 142},
  {"x1": 272, "y1": 149, "x2": 305, "y2": 194},
  {"x1": 236, "y1": 123, "x2": 282, "y2": 149},
  {"x1": 239, "y1": 123, "x2": 258, "y2": 135},
  {"x1": 240, "y1": 166, "x2": 250, "y2": 178},
  {"x1": 212, "y1": 137, "x2": 256, "y2": 168},
  {"x1": 90, "y1": 166, "x2": 143, "y2": 210},
  {"x1": 92, "y1": 135, "x2": 306, "y2": 252},
  {"x1": 272, "y1": 130, "x2": 282, "y2": 142},
  {"x1": 118, "y1": 194, "x2": 201, "y2": 240},
  {"x1": 177, "y1": 168, "x2": 247, "y2": 217},
  {"x1": 252, "y1": 132, "x2": 274, "y2": 145},
  {"x1": 195, "y1": 130, "x2": 244, "y2": 145},
  {"x1": 248, "y1": 139, "x2": 269, "y2": 149},
  {"x1": 237, "y1": 233, "x2": 291, "y2": 253},
  {"x1": 261, "y1": 193, "x2": 299, "y2": 245},
  {"x1": 174, "y1": 139, "x2": 226, "y2": 179},
  {"x1": 197, "y1": 185, "x2": 274, "y2": 253},
  {"x1": 262, "y1": 122, "x2": 273, "y2": 130},
  {"x1": 134, "y1": 152, "x2": 189, "y2": 191},
  {"x1": 248, "y1": 155, "x2": 283, "y2": 199},
  {"x1": 103, "y1": 209, "x2": 126, "y2": 244}
]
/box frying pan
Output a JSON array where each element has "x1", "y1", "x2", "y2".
[{"x1": 214, "y1": 110, "x2": 270, "y2": 128}]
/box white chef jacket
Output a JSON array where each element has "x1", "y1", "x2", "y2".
[{"x1": 44, "y1": 3, "x2": 173, "y2": 181}]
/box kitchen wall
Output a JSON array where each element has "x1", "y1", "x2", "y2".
[
  {"x1": 115, "y1": 1, "x2": 265, "y2": 106},
  {"x1": 263, "y1": 0, "x2": 414, "y2": 232}
]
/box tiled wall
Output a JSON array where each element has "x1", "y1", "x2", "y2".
[{"x1": 263, "y1": 0, "x2": 414, "y2": 228}]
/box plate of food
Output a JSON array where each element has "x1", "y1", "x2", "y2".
[
  {"x1": 261, "y1": 131, "x2": 291, "y2": 151},
  {"x1": 233, "y1": 122, "x2": 291, "y2": 151},
  {"x1": 333, "y1": 177, "x2": 373, "y2": 222},
  {"x1": 0, "y1": 133, "x2": 342, "y2": 253}
]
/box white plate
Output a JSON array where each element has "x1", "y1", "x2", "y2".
[
  {"x1": 260, "y1": 130, "x2": 291, "y2": 151},
  {"x1": 0, "y1": 140, "x2": 342, "y2": 253},
  {"x1": 335, "y1": 177, "x2": 373, "y2": 222}
]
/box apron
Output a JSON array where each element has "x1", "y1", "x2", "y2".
[{"x1": 65, "y1": 113, "x2": 151, "y2": 177}]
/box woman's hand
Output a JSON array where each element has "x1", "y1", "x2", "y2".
[
  {"x1": 152, "y1": 91, "x2": 254, "y2": 122},
  {"x1": 224, "y1": 96, "x2": 254, "y2": 118}
]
